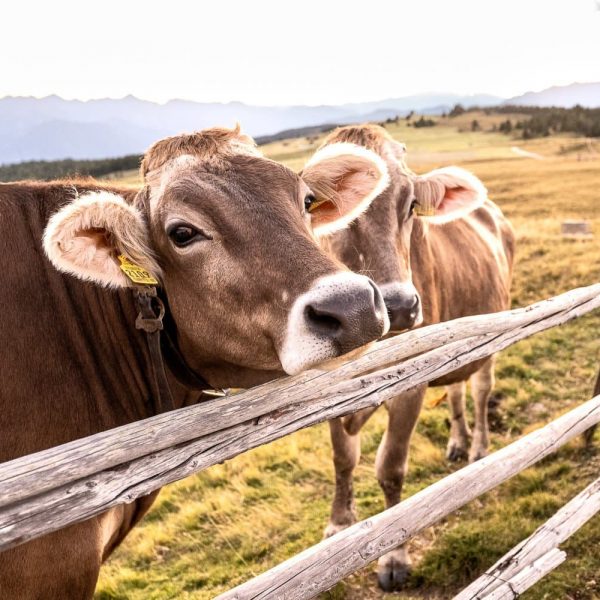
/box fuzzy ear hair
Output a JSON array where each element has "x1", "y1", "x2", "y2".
[
  {"x1": 413, "y1": 166, "x2": 487, "y2": 224},
  {"x1": 301, "y1": 142, "x2": 390, "y2": 237},
  {"x1": 43, "y1": 191, "x2": 160, "y2": 288}
]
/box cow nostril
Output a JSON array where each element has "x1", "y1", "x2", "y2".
[
  {"x1": 385, "y1": 291, "x2": 421, "y2": 330},
  {"x1": 305, "y1": 305, "x2": 343, "y2": 336}
]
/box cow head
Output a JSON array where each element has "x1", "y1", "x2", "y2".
[
  {"x1": 43, "y1": 126, "x2": 390, "y2": 387},
  {"x1": 305, "y1": 124, "x2": 487, "y2": 333}
]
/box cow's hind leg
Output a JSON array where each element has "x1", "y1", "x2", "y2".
[
  {"x1": 324, "y1": 416, "x2": 362, "y2": 537},
  {"x1": 446, "y1": 380, "x2": 471, "y2": 461},
  {"x1": 375, "y1": 384, "x2": 426, "y2": 591},
  {"x1": 469, "y1": 356, "x2": 495, "y2": 462}
]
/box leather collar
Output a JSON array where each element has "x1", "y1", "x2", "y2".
[{"x1": 134, "y1": 286, "x2": 212, "y2": 414}]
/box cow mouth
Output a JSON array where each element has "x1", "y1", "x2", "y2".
[{"x1": 310, "y1": 341, "x2": 377, "y2": 372}]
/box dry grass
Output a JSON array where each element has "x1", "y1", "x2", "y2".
[{"x1": 96, "y1": 118, "x2": 600, "y2": 600}]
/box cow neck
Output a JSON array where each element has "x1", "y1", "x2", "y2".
[{"x1": 133, "y1": 286, "x2": 213, "y2": 414}]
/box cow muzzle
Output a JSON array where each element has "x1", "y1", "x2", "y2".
[
  {"x1": 278, "y1": 273, "x2": 389, "y2": 375},
  {"x1": 380, "y1": 280, "x2": 423, "y2": 332}
]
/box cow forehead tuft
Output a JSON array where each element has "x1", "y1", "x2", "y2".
[
  {"x1": 141, "y1": 125, "x2": 261, "y2": 178},
  {"x1": 321, "y1": 123, "x2": 395, "y2": 155}
]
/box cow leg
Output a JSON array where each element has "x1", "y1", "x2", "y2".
[
  {"x1": 446, "y1": 380, "x2": 471, "y2": 461},
  {"x1": 102, "y1": 491, "x2": 160, "y2": 559},
  {"x1": 375, "y1": 384, "x2": 426, "y2": 591},
  {"x1": 324, "y1": 417, "x2": 362, "y2": 537},
  {"x1": 0, "y1": 498, "x2": 154, "y2": 600},
  {"x1": 0, "y1": 519, "x2": 105, "y2": 599},
  {"x1": 469, "y1": 356, "x2": 495, "y2": 462},
  {"x1": 583, "y1": 369, "x2": 600, "y2": 447}
]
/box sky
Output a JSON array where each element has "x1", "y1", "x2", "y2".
[{"x1": 1, "y1": 0, "x2": 599, "y2": 106}]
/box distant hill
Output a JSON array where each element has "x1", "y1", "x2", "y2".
[
  {"x1": 505, "y1": 82, "x2": 600, "y2": 108},
  {"x1": 0, "y1": 93, "x2": 502, "y2": 165}
]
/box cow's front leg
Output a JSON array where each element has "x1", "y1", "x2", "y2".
[
  {"x1": 375, "y1": 384, "x2": 426, "y2": 591},
  {"x1": 324, "y1": 417, "x2": 361, "y2": 537},
  {"x1": 469, "y1": 356, "x2": 495, "y2": 462},
  {"x1": 0, "y1": 519, "x2": 104, "y2": 600},
  {"x1": 446, "y1": 380, "x2": 471, "y2": 461}
]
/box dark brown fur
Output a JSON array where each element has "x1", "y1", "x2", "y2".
[{"x1": 0, "y1": 128, "x2": 385, "y2": 598}]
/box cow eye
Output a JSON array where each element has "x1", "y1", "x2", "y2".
[
  {"x1": 304, "y1": 193, "x2": 318, "y2": 213},
  {"x1": 167, "y1": 223, "x2": 208, "y2": 247},
  {"x1": 410, "y1": 198, "x2": 418, "y2": 215}
]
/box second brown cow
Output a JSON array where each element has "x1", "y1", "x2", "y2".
[{"x1": 303, "y1": 124, "x2": 515, "y2": 591}]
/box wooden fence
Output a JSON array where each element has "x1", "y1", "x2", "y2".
[
  {"x1": 0, "y1": 282, "x2": 599, "y2": 598},
  {"x1": 219, "y1": 394, "x2": 600, "y2": 600}
]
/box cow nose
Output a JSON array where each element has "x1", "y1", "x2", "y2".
[
  {"x1": 278, "y1": 273, "x2": 389, "y2": 375},
  {"x1": 380, "y1": 281, "x2": 422, "y2": 331},
  {"x1": 304, "y1": 278, "x2": 386, "y2": 350}
]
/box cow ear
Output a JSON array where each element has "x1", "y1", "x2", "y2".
[
  {"x1": 413, "y1": 166, "x2": 487, "y2": 224},
  {"x1": 301, "y1": 143, "x2": 390, "y2": 237},
  {"x1": 43, "y1": 191, "x2": 160, "y2": 288}
]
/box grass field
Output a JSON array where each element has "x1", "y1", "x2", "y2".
[{"x1": 96, "y1": 115, "x2": 600, "y2": 600}]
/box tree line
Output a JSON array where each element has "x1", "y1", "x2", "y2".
[
  {"x1": 450, "y1": 104, "x2": 600, "y2": 139},
  {"x1": 0, "y1": 155, "x2": 142, "y2": 183}
]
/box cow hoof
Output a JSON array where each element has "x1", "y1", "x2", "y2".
[
  {"x1": 323, "y1": 521, "x2": 351, "y2": 538},
  {"x1": 446, "y1": 442, "x2": 469, "y2": 462},
  {"x1": 469, "y1": 447, "x2": 488, "y2": 463},
  {"x1": 377, "y1": 558, "x2": 411, "y2": 591}
]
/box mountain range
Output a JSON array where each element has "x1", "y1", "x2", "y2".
[
  {"x1": 505, "y1": 82, "x2": 600, "y2": 108},
  {"x1": 0, "y1": 93, "x2": 501, "y2": 165},
  {"x1": 0, "y1": 82, "x2": 598, "y2": 165}
]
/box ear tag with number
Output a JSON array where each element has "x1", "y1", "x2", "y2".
[{"x1": 118, "y1": 254, "x2": 159, "y2": 286}]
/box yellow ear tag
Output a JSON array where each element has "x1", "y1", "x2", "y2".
[
  {"x1": 118, "y1": 254, "x2": 159, "y2": 286},
  {"x1": 414, "y1": 206, "x2": 436, "y2": 217},
  {"x1": 307, "y1": 199, "x2": 327, "y2": 213}
]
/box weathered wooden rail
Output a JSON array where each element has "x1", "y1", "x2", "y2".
[
  {"x1": 0, "y1": 284, "x2": 597, "y2": 553},
  {"x1": 455, "y1": 476, "x2": 600, "y2": 599},
  {"x1": 0, "y1": 283, "x2": 599, "y2": 599}
]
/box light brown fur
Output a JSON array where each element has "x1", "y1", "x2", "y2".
[
  {"x1": 140, "y1": 124, "x2": 259, "y2": 177},
  {"x1": 313, "y1": 124, "x2": 515, "y2": 590}
]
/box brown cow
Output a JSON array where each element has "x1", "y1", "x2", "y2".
[
  {"x1": 301, "y1": 124, "x2": 515, "y2": 590},
  {"x1": 0, "y1": 126, "x2": 391, "y2": 599}
]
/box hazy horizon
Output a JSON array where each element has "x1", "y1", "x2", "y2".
[
  {"x1": 2, "y1": 0, "x2": 599, "y2": 106},
  {"x1": 1, "y1": 89, "x2": 508, "y2": 107}
]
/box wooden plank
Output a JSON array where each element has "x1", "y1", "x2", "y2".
[
  {"x1": 0, "y1": 284, "x2": 597, "y2": 510},
  {"x1": 455, "y1": 477, "x2": 600, "y2": 599},
  {"x1": 480, "y1": 549, "x2": 566, "y2": 600},
  {"x1": 0, "y1": 285, "x2": 598, "y2": 552},
  {"x1": 561, "y1": 220, "x2": 593, "y2": 238},
  {"x1": 217, "y1": 395, "x2": 600, "y2": 600}
]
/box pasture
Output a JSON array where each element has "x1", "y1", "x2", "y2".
[{"x1": 96, "y1": 115, "x2": 600, "y2": 599}]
